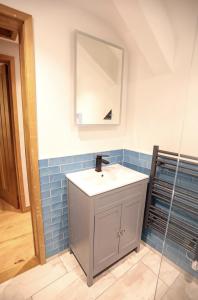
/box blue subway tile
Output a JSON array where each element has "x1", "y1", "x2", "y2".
[
  {"x1": 51, "y1": 195, "x2": 62, "y2": 204},
  {"x1": 111, "y1": 149, "x2": 123, "y2": 156},
  {"x1": 51, "y1": 215, "x2": 63, "y2": 225},
  {"x1": 45, "y1": 239, "x2": 53, "y2": 247},
  {"x1": 42, "y1": 212, "x2": 52, "y2": 222},
  {"x1": 52, "y1": 233, "x2": 64, "y2": 243},
  {"x1": 46, "y1": 247, "x2": 60, "y2": 258},
  {"x1": 74, "y1": 154, "x2": 86, "y2": 163},
  {"x1": 62, "y1": 194, "x2": 67, "y2": 203},
  {"x1": 51, "y1": 201, "x2": 65, "y2": 211},
  {"x1": 138, "y1": 159, "x2": 149, "y2": 169},
  {"x1": 42, "y1": 205, "x2": 51, "y2": 214},
  {"x1": 41, "y1": 190, "x2": 50, "y2": 199},
  {"x1": 44, "y1": 222, "x2": 66, "y2": 235},
  {"x1": 139, "y1": 152, "x2": 152, "y2": 164},
  {"x1": 43, "y1": 218, "x2": 52, "y2": 227},
  {"x1": 52, "y1": 228, "x2": 66, "y2": 238},
  {"x1": 39, "y1": 159, "x2": 48, "y2": 168},
  {"x1": 62, "y1": 207, "x2": 68, "y2": 215},
  {"x1": 42, "y1": 198, "x2": 53, "y2": 207},
  {"x1": 59, "y1": 156, "x2": 74, "y2": 164},
  {"x1": 41, "y1": 166, "x2": 60, "y2": 177},
  {"x1": 50, "y1": 174, "x2": 65, "y2": 182},
  {"x1": 61, "y1": 179, "x2": 67, "y2": 187},
  {"x1": 82, "y1": 160, "x2": 95, "y2": 169},
  {"x1": 40, "y1": 175, "x2": 49, "y2": 185},
  {"x1": 123, "y1": 162, "x2": 138, "y2": 171},
  {"x1": 50, "y1": 181, "x2": 61, "y2": 190},
  {"x1": 53, "y1": 239, "x2": 66, "y2": 250},
  {"x1": 116, "y1": 155, "x2": 123, "y2": 163},
  {"x1": 48, "y1": 166, "x2": 60, "y2": 175},
  {"x1": 48, "y1": 157, "x2": 62, "y2": 166},
  {"x1": 124, "y1": 149, "x2": 139, "y2": 159},
  {"x1": 45, "y1": 232, "x2": 53, "y2": 241},
  {"x1": 39, "y1": 168, "x2": 49, "y2": 177},
  {"x1": 51, "y1": 187, "x2": 67, "y2": 197},
  {"x1": 40, "y1": 183, "x2": 50, "y2": 192},
  {"x1": 60, "y1": 162, "x2": 82, "y2": 173}
]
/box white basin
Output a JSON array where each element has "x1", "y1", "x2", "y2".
[{"x1": 66, "y1": 164, "x2": 149, "y2": 196}]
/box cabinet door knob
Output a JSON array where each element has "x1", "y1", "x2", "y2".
[
  {"x1": 120, "y1": 229, "x2": 126, "y2": 235},
  {"x1": 117, "y1": 229, "x2": 126, "y2": 237}
]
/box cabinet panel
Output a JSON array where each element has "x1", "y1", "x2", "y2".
[
  {"x1": 94, "y1": 205, "x2": 121, "y2": 274},
  {"x1": 94, "y1": 181, "x2": 146, "y2": 213},
  {"x1": 119, "y1": 199, "x2": 142, "y2": 256}
]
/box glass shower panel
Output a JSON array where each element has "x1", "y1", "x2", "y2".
[{"x1": 154, "y1": 14, "x2": 198, "y2": 300}]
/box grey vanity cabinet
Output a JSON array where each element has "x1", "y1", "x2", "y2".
[
  {"x1": 68, "y1": 178, "x2": 148, "y2": 286},
  {"x1": 94, "y1": 205, "x2": 122, "y2": 274}
]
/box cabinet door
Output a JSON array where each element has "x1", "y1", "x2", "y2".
[
  {"x1": 94, "y1": 205, "x2": 121, "y2": 274},
  {"x1": 119, "y1": 199, "x2": 143, "y2": 256}
]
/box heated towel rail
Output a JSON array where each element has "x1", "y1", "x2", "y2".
[{"x1": 144, "y1": 145, "x2": 198, "y2": 262}]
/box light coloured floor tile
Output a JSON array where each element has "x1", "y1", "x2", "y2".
[
  {"x1": 60, "y1": 252, "x2": 79, "y2": 272},
  {"x1": 0, "y1": 257, "x2": 67, "y2": 300},
  {"x1": 154, "y1": 279, "x2": 168, "y2": 300},
  {"x1": 97, "y1": 261, "x2": 167, "y2": 300},
  {"x1": 109, "y1": 256, "x2": 135, "y2": 279},
  {"x1": 33, "y1": 265, "x2": 116, "y2": 300},
  {"x1": 142, "y1": 251, "x2": 180, "y2": 286},
  {"x1": 32, "y1": 269, "x2": 79, "y2": 300},
  {"x1": 128, "y1": 243, "x2": 151, "y2": 265},
  {"x1": 110, "y1": 243, "x2": 150, "y2": 279},
  {"x1": 161, "y1": 273, "x2": 198, "y2": 300},
  {"x1": 0, "y1": 280, "x2": 13, "y2": 300}
]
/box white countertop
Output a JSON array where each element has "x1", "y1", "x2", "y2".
[{"x1": 66, "y1": 164, "x2": 149, "y2": 196}]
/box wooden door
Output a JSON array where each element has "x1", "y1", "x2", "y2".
[
  {"x1": 94, "y1": 205, "x2": 121, "y2": 274},
  {"x1": 0, "y1": 64, "x2": 19, "y2": 208},
  {"x1": 119, "y1": 198, "x2": 143, "y2": 257}
]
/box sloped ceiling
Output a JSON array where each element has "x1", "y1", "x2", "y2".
[
  {"x1": 113, "y1": 0, "x2": 175, "y2": 73},
  {"x1": 65, "y1": 0, "x2": 177, "y2": 74}
]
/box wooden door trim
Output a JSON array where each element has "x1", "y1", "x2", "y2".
[
  {"x1": 0, "y1": 4, "x2": 46, "y2": 268},
  {"x1": 0, "y1": 54, "x2": 27, "y2": 212}
]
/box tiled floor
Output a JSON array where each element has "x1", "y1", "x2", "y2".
[{"x1": 0, "y1": 242, "x2": 197, "y2": 300}]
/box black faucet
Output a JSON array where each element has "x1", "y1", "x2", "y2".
[{"x1": 95, "y1": 155, "x2": 110, "y2": 172}]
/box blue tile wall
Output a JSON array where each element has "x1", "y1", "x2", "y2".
[
  {"x1": 123, "y1": 149, "x2": 198, "y2": 278},
  {"x1": 123, "y1": 149, "x2": 152, "y2": 175},
  {"x1": 39, "y1": 149, "x2": 123, "y2": 258}
]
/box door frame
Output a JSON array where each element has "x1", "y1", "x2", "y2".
[
  {"x1": 0, "y1": 4, "x2": 46, "y2": 268},
  {"x1": 0, "y1": 54, "x2": 28, "y2": 212}
]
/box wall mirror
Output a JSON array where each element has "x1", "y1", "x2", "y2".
[{"x1": 75, "y1": 31, "x2": 124, "y2": 125}]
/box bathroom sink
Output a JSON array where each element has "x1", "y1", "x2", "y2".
[{"x1": 66, "y1": 164, "x2": 148, "y2": 196}]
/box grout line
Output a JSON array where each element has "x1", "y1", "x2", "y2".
[{"x1": 30, "y1": 272, "x2": 68, "y2": 299}]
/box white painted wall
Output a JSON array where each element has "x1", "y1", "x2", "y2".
[
  {"x1": 1, "y1": 0, "x2": 197, "y2": 160},
  {"x1": 0, "y1": 40, "x2": 30, "y2": 206},
  {"x1": 1, "y1": 0, "x2": 128, "y2": 159},
  {"x1": 124, "y1": 0, "x2": 198, "y2": 156},
  {"x1": 180, "y1": 28, "x2": 198, "y2": 158}
]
